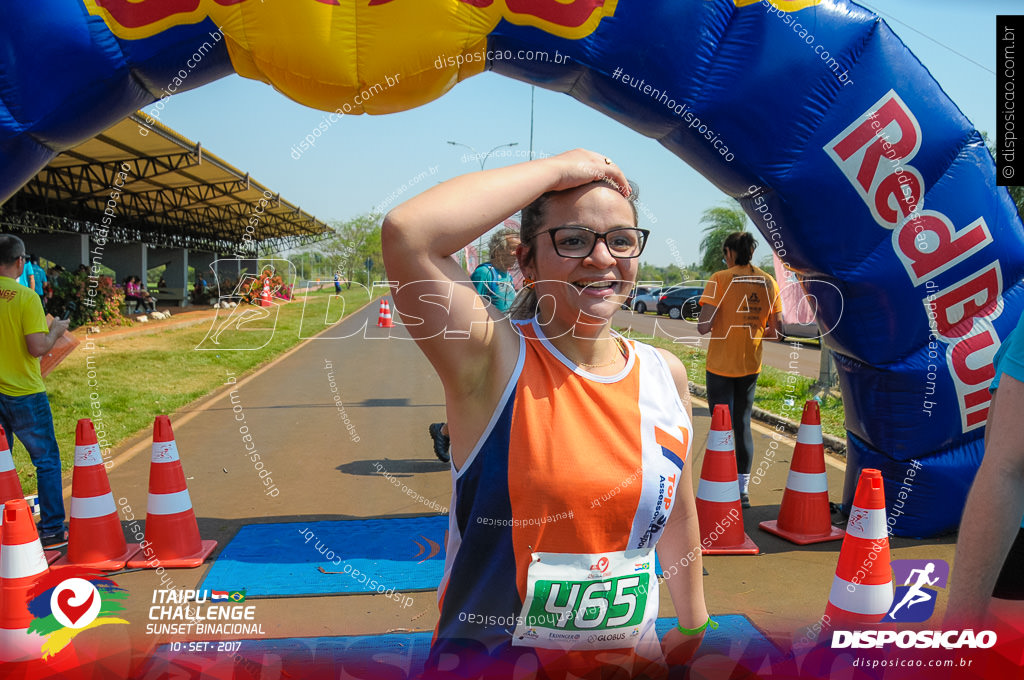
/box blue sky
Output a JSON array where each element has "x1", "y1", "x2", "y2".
[{"x1": 146, "y1": 0, "x2": 1007, "y2": 267}]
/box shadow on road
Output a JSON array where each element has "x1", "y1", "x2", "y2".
[{"x1": 338, "y1": 458, "x2": 448, "y2": 477}]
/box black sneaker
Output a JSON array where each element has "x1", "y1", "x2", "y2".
[
  {"x1": 429, "y1": 423, "x2": 451, "y2": 464},
  {"x1": 39, "y1": 529, "x2": 69, "y2": 549},
  {"x1": 740, "y1": 493, "x2": 750, "y2": 509}
]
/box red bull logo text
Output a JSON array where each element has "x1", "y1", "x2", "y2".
[{"x1": 826, "y1": 90, "x2": 1000, "y2": 432}]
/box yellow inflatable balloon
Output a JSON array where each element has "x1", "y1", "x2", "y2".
[{"x1": 83, "y1": 0, "x2": 620, "y2": 114}]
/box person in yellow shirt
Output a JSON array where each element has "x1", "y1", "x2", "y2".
[
  {"x1": 697, "y1": 232, "x2": 782, "y2": 508},
  {"x1": 0, "y1": 234, "x2": 69, "y2": 547}
]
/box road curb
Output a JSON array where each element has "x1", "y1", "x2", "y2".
[{"x1": 688, "y1": 382, "x2": 847, "y2": 456}]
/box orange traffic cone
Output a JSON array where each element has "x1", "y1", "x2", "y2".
[
  {"x1": 759, "y1": 401, "x2": 845, "y2": 545},
  {"x1": 377, "y1": 298, "x2": 395, "y2": 328},
  {"x1": 0, "y1": 425, "x2": 22, "y2": 504},
  {"x1": 696, "y1": 404, "x2": 759, "y2": 555},
  {"x1": 54, "y1": 419, "x2": 138, "y2": 570},
  {"x1": 126, "y1": 416, "x2": 216, "y2": 568},
  {"x1": 0, "y1": 499, "x2": 48, "y2": 661},
  {"x1": 0, "y1": 425, "x2": 60, "y2": 565},
  {"x1": 260, "y1": 278, "x2": 272, "y2": 307},
  {"x1": 824, "y1": 468, "x2": 893, "y2": 627}
]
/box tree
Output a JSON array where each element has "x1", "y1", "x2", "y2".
[
  {"x1": 698, "y1": 202, "x2": 748, "y2": 274},
  {"x1": 323, "y1": 213, "x2": 384, "y2": 285},
  {"x1": 285, "y1": 250, "x2": 329, "y2": 281},
  {"x1": 636, "y1": 262, "x2": 687, "y2": 287}
]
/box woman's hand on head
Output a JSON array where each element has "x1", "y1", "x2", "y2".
[{"x1": 545, "y1": 149, "x2": 631, "y2": 197}]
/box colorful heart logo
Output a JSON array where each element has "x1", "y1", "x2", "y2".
[
  {"x1": 57, "y1": 587, "x2": 95, "y2": 626},
  {"x1": 49, "y1": 578, "x2": 101, "y2": 629}
]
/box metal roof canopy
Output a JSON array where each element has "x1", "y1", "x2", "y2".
[{"x1": 0, "y1": 113, "x2": 331, "y2": 255}]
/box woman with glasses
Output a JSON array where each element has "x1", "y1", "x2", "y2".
[{"x1": 382, "y1": 149, "x2": 710, "y2": 679}]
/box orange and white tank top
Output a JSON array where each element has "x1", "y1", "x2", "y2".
[{"x1": 425, "y1": 318, "x2": 693, "y2": 679}]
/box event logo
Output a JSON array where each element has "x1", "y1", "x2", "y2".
[
  {"x1": 148, "y1": 588, "x2": 263, "y2": 636},
  {"x1": 882, "y1": 559, "x2": 948, "y2": 623},
  {"x1": 195, "y1": 261, "x2": 296, "y2": 352},
  {"x1": 27, "y1": 570, "x2": 129, "y2": 658},
  {"x1": 832, "y1": 629, "x2": 996, "y2": 649}
]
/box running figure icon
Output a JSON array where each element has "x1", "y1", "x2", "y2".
[{"x1": 888, "y1": 562, "x2": 940, "y2": 618}]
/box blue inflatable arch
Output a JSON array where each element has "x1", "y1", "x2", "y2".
[{"x1": 2, "y1": 0, "x2": 1022, "y2": 536}]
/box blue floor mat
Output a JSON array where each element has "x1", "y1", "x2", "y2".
[
  {"x1": 147, "y1": 615, "x2": 778, "y2": 676},
  {"x1": 200, "y1": 516, "x2": 448, "y2": 597}
]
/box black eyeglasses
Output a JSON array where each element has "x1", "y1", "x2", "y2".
[{"x1": 533, "y1": 226, "x2": 650, "y2": 259}]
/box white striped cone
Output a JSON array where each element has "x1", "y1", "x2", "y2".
[
  {"x1": 759, "y1": 401, "x2": 845, "y2": 544},
  {"x1": 0, "y1": 425, "x2": 24, "y2": 504},
  {"x1": 0, "y1": 425, "x2": 58, "y2": 564},
  {"x1": 0, "y1": 502, "x2": 59, "y2": 566},
  {"x1": 696, "y1": 404, "x2": 759, "y2": 555},
  {"x1": 260, "y1": 279, "x2": 271, "y2": 307},
  {"x1": 55, "y1": 419, "x2": 138, "y2": 570},
  {"x1": 0, "y1": 500, "x2": 48, "y2": 661},
  {"x1": 377, "y1": 298, "x2": 395, "y2": 328},
  {"x1": 824, "y1": 468, "x2": 893, "y2": 626},
  {"x1": 126, "y1": 416, "x2": 216, "y2": 568}
]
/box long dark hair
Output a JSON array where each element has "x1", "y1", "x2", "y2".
[
  {"x1": 509, "y1": 180, "x2": 639, "y2": 320},
  {"x1": 723, "y1": 231, "x2": 756, "y2": 266}
]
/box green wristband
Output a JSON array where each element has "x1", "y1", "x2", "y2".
[{"x1": 676, "y1": 616, "x2": 718, "y2": 635}]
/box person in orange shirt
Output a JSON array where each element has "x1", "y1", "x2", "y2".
[{"x1": 697, "y1": 232, "x2": 782, "y2": 508}]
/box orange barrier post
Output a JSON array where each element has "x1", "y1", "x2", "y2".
[
  {"x1": 126, "y1": 416, "x2": 216, "y2": 569},
  {"x1": 55, "y1": 419, "x2": 138, "y2": 570},
  {"x1": 696, "y1": 404, "x2": 759, "y2": 555},
  {"x1": 824, "y1": 468, "x2": 893, "y2": 627},
  {"x1": 759, "y1": 400, "x2": 845, "y2": 545},
  {"x1": 0, "y1": 499, "x2": 48, "y2": 661}
]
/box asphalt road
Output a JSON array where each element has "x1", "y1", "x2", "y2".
[
  {"x1": 613, "y1": 309, "x2": 823, "y2": 379},
  {"x1": 48, "y1": 299, "x2": 953, "y2": 675}
]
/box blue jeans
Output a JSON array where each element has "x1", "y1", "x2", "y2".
[
  {"x1": 706, "y1": 371, "x2": 759, "y2": 476},
  {"x1": 0, "y1": 391, "x2": 65, "y2": 535}
]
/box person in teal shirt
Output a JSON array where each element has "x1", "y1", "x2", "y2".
[
  {"x1": 948, "y1": 310, "x2": 1024, "y2": 624},
  {"x1": 429, "y1": 227, "x2": 521, "y2": 462},
  {"x1": 16, "y1": 255, "x2": 34, "y2": 290},
  {"x1": 29, "y1": 255, "x2": 46, "y2": 303},
  {"x1": 469, "y1": 228, "x2": 520, "y2": 313}
]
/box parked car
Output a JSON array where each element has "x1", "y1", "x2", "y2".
[
  {"x1": 628, "y1": 286, "x2": 662, "y2": 313},
  {"x1": 656, "y1": 286, "x2": 704, "y2": 320}
]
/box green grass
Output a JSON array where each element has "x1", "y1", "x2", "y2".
[
  {"x1": 13, "y1": 288, "x2": 371, "y2": 493},
  {"x1": 617, "y1": 329, "x2": 846, "y2": 440}
]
